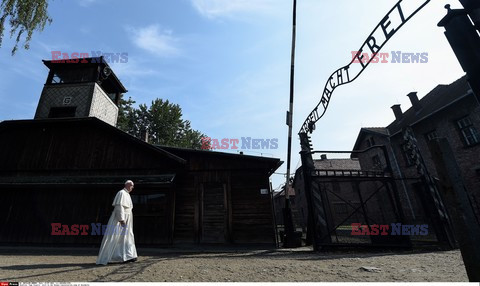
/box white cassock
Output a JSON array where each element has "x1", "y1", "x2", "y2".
[{"x1": 96, "y1": 188, "x2": 137, "y2": 265}]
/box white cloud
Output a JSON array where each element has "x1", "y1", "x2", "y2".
[
  {"x1": 191, "y1": 0, "x2": 275, "y2": 19},
  {"x1": 126, "y1": 25, "x2": 180, "y2": 57}
]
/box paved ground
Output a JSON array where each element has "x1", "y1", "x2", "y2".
[{"x1": 0, "y1": 246, "x2": 469, "y2": 282}]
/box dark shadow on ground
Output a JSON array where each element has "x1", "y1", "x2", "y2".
[
  {"x1": 0, "y1": 244, "x2": 456, "y2": 263},
  {"x1": 0, "y1": 262, "x2": 97, "y2": 281},
  {"x1": 0, "y1": 245, "x2": 460, "y2": 282}
]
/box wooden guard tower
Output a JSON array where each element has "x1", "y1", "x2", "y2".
[{"x1": 34, "y1": 57, "x2": 127, "y2": 126}]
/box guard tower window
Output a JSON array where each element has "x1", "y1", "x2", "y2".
[
  {"x1": 106, "y1": 93, "x2": 117, "y2": 103},
  {"x1": 48, "y1": 107, "x2": 77, "y2": 118},
  {"x1": 49, "y1": 67, "x2": 96, "y2": 84}
]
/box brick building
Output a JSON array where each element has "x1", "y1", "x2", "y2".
[{"x1": 353, "y1": 76, "x2": 480, "y2": 223}]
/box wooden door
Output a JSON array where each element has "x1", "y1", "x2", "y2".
[{"x1": 201, "y1": 183, "x2": 227, "y2": 243}]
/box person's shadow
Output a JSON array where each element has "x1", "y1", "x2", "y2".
[
  {"x1": 93, "y1": 257, "x2": 169, "y2": 282},
  {"x1": 1, "y1": 262, "x2": 97, "y2": 280},
  {"x1": 1, "y1": 257, "x2": 170, "y2": 282}
]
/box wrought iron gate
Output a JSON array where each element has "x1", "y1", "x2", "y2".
[{"x1": 298, "y1": 133, "x2": 455, "y2": 250}]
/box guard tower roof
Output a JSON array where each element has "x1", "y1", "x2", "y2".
[{"x1": 42, "y1": 56, "x2": 127, "y2": 94}]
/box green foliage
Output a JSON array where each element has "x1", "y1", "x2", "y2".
[
  {"x1": 116, "y1": 95, "x2": 136, "y2": 133},
  {"x1": 117, "y1": 96, "x2": 207, "y2": 149},
  {"x1": 0, "y1": 0, "x2": 52, "y2": 55}
]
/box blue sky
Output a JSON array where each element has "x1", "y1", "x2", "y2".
[{"x1": 0, "y1": 0, "x2": 466, "y2": 190}]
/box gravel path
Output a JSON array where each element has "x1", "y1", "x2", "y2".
[{"x1": 0, "y1": 246, "x2": 468, "y2": 282}]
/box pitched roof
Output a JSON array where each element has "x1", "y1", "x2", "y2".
[
  {"x1": 351, "y1": 127, "x2": 389, "y2": 152},
  {"x1": 362, "y1": 127, "x2": 389, "y2": 136},
  {"x1": 156, "y1": 145, "x2": 283, "y2": 176},
  {"x1": 43, "y1": 57, "x2": 127, "y2": 94},
  {"x1": 0, "y1": 117, "x2": 186, "y2": 172},
  {"x1": 387, "y1": 76, "x2": 472, "y2": 136}
]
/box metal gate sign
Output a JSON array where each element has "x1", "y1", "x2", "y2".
[{"x1": 299, "y1": 0, "x2": 431, "y2": 134}]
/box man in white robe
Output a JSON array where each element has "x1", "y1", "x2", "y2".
[{"x1": 96, "y1": 180, "x2": 138, "y2": 265}]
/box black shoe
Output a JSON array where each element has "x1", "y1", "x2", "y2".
[{"x1": 123, "y1": 258, "x2": 137, "y2": 263}]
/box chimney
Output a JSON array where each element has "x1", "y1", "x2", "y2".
[
  {"x1": 407, "y1": 92, "x2": 422, "y2": 110},
  {"x1": 391, "y1": 104, "x2": 403, "y2": 120},
  {"x1": 140, "y1": 128, "x2": 149, "y2": 143},
  {"x1": 320, "y1": 154, "x2": 327, "y2": 160}
]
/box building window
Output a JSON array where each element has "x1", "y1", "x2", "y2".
[
  {"x1": 401, "y1": 144, "x2": 414, "y2": 166},
  {"x1": 425, "y1": 130, "x2": 438, "y2": 141},
  {"x1": 456, "y1": 116, "x2": 480, "y2": 146},
  {"x1": 372, "y1": 155, "x2": 381, "y2": 170}
]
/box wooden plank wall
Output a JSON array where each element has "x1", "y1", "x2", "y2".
[
  {"x1": 0, "y1": 187, "x2": 107, "y2": 245},
  {"x1": 230, "y1": 172, "x2": 275, "y2": 244},
  {"x1": 201, "y1": 182, "x2": 227, "y2": 243},
  {"x1": 0, "y1": 185, "x2": 175, "y2": 245},
  {"x1": 0, "y1": 174, "x2": 276, "y2": 245},
  {"x1": 172, "y1": 173, "x2": 197, "y2": 243},
  {"x1": 130, "y1": 186, "x2": 174, "y2": 245},
  {"x1": 171, "y1": 168, "x2": 276, "y2": 245}
]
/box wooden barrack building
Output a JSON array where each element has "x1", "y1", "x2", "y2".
[{"x1": 0, "y1": 57, "x2": 282, "y2": 246}]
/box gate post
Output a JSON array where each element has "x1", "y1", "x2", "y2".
[
  {"x1": 299, "y1": 133, "x2": 331, "y2": 250},
  {"x1": 428, "y1": 138, "x2": 480, "y2": 282},
  {"x1": 381, "y1": 145, "x2": 409, "y2": 225},
  {"x1": 299, "y1": 149, "x2": 317, "y2": 249}
]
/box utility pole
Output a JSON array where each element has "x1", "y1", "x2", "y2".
[{"x1": 283, "y1": 0, "x2": 298, "y2": 247}]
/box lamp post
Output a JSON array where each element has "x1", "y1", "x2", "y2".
[
  {"x1": 437, "y1": 4, "x2": 480, "y2": 281},
  {"x1": 458, "y1": 0, "x2": 480, "y2": 30},
  {"x1": 438, "y1": 4, "x2": 480, "y2": 104}
]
